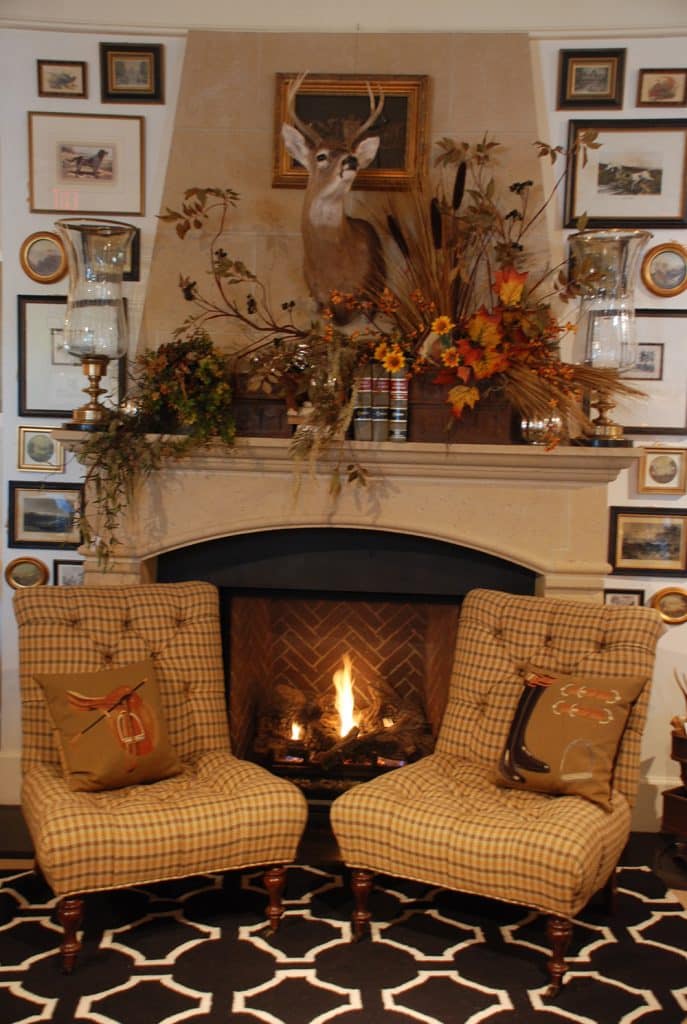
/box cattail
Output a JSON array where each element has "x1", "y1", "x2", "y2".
[
  {"x1": 430, "y1": 197, "x2": 442, "y2": 249},
  {"x1": 387, "y1": 214, "x2": 410, "y2": 258},
  {"x1": 452, "y1": 161, "x2": 467, "y2": 211}
]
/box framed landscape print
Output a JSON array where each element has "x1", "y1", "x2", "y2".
[
  {"x1": 18, "y1": 295, "x2": 125, "y2": 417},
  {"x1": 273, "y1": 73, "x2": 429, "y2": 190},
  {"x1": 564, "y1": 119, "x2": 687, "y2": 228},
  {"x1": 37, "y1": 59, "x2": 87, "y2": 98},
  {"x1": 609, "y1": 506, "x2": 687, "y2": 575},
  {"x1": 637, "y1": 69, "x2": 687, "y2": 108},
  {"x1": 557, "y1": 49, "x2": 625, "y2": 109},
  {"x1": 99, "y1": 42, "x2": 164, "y2": 103},
  {"x1": 604, "y1": 588, "x2": 644, "y2": 607},
  {"x1": 637, "y1": 446, "x2": 687, "y2": 495},
  {"x1": 28, "y1": 111, "x2": 145, "y2": 214},
  {"x1": 53, "y1": 559, "x2": 85, "y2": 587},
  {"x1": 8, "y1": 481, "x2": 83, "y2": 549},
  {"x1": 649, "y1": 586, "x2": 687, "y2": 624},
  {"x1": 614, "y1": 310, "x2": 687, "y2": 434}
]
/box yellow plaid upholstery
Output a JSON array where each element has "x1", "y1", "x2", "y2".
[
  {"x1": 331, "y1": 588, "x2": 663, "y2": 918},
  {"x1": 15, "y1": 582, "x2": 308, "y2": 897}
]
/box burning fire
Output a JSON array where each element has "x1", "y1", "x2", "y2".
[
  {"x1": 290, "y1": 721, "x2": 303, "y2": 741},
  {"x1": 333, "y1": 654, "x2": 360, "y2": 737}
]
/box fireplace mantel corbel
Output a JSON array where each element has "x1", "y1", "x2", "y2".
[{"x1": 55, "y1": 433, "x2": 641, "y2": 599}]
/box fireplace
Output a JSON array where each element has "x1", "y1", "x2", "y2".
[{"x1": 156, "y1": 526, "x2": 536, "y2": 785}]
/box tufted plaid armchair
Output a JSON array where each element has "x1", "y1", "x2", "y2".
[
  {"x1": 14, "y1": 581, "x2": 308, "y2": 972},
  {"x1": 330, "y1": 588, "x2": 663, "y2": 996}
]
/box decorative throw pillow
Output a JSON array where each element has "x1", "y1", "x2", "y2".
[
  {"x1": 35, "y1": 659, "x2": 182, "y2": 793},
  {"x1": 497, "y1": 667, "x2": 647, "y2": 811}
]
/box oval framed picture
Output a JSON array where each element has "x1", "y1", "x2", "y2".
[
  {"x1": 650, "y1": 586, "x2": 687, "y2": 625},
  {"x1": 641, "y1": 242, "x2": 687, "y2": 298},
  {"x1": 19, "y1": 231, "x2": 68, "y2": 284},
  {"x1": 4, "y1": 556, "x2": 49, "y2": 590}
]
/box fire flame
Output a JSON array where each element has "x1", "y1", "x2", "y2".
[
  {"x1": 333, "y1": 654, "x2": 360, "y2": 737},
  {"x1": 291, "y1": 721, "x2": 303, "y2": 741}
]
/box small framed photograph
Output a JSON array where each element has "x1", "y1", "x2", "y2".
[
  {"x1": 99, "y1": 42, "x2": 164, "y2": 104},
  {"x1": 18, "y1": 295, "x2": 125, "y2": 418},
  {"x1": 609, "y1": 506, "x2": 687, "y2": 575},
  {"x1": 19, "y1": 231, "x2": 68, "y2": 285},
  {"x1": 614, "y1": 310, "x2": 687, "y2": 434},
  {"x1": 8, "y1": 481, "x2": 83, "y2": 549},
  {"x1": 4, "y1": 557, "x2": 49, "y2": 591},
  {"x1": 637, "y1": 447, "x2": 687, "y2": 495},
  {"x1": 565, "y1": 118, "x2": 687, "y2": 229},
  {"x1": 28, "y1": 111, "x2": 145, "y2": 215},
  {"x1": 624, "y1": 342, "x2": 664, "y2": 381},
  {"x1": 604, "y1": 588, "x2": 644, "y2": 607},
  {"x1": 557, "y1": 49, "x2": 625, "y2": 109},
  {"x1": 650, "y1": 586, "x2": 687, "y2": 624},
  {"x1": 637, "y1": 69, "x2": 687, "y2": 108},
  {"x1": 37, "y1": 59, "x2": 87, "y2": 98},
  {"x1": 641, "y1": 242, "x2": 687, "y2": 298},
  {"x1": 53, "y1": 559, "x2": 85, "y2": 587},
  {"x1": 17, "y1": 426, "x2": 65, "y2": 473},
  {"x1": 273, "y1": 72, "x2": 429, "y2": 190}
]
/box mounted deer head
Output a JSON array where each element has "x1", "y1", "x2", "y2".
[{"x1": 281, "y1": 72, "x2": 387, "y2": 324}]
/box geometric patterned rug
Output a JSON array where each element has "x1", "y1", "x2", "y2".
[{"x1": 1, "y1": 844, "x2": 686, "y2": 1023}]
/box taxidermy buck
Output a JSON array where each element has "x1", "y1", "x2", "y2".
[{"x1": 281, "y1": 73, "x2": 387, "y2": 324}]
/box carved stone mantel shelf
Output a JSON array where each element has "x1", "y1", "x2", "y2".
[{"x1": 56, "y1": 433, "x2": 641, "y2": 598}]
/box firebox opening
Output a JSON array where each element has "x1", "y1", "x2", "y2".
[{"x1": 157, "y1": 528, "x2": 536, "y2": 788}]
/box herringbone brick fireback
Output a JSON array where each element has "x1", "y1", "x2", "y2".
[{"x1": 229, "y1": 595, "x2": 460, "y2": 758}]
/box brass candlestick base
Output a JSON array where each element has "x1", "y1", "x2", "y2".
[
  {"x1": 63, "y1": 355, "x2": 111, "y2": 431},
  {"x1": 580, "y1": 389, "x2": 633, "y2": 448}
]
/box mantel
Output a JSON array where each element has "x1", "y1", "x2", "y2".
[{"x1": 55, "y1": 432, "x2": 641, "y2": 598}]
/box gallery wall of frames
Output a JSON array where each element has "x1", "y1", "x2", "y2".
[{"x1": 0, "y1": 25, "x2": 686, "y2": 817}]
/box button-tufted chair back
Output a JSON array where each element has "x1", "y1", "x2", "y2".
[
  {"x1": 436, "y1": 588, "x2": 663, "y2": 806},
  {"x1": 14, "y1": 581, "x2": 230, "y2": 775}
]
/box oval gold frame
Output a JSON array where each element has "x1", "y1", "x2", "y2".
[
  {"x1": 4, "y1": 556, "x2": 49, "y2": 590},
  {"x1": 641, "y1": 242, "x2": 687, "y2": 298},
  {"x1": 19, "y1": 230, "x2": 68, "y2": 285},
  {"x1": 650, "y1": 586, "x2": 687, "y2": 625}
]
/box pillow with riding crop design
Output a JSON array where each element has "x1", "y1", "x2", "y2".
[
  {"x1": 35, "y1": 659, "x2": 182, "y2": 792},
  {"x1": 496, "y1": 667, "x2": 647, "y2": 811}
]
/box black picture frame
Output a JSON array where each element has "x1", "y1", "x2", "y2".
[
  {"x1": 18, "y1": 294, "x2": 126, "y2": 418},
  {"x1": 604, "y1": 588, "x2": 645, "y2": 607},
  {"x1": 37, "y1": 59, "x2": 87, "y2": 99},
  {"x1": 565, "y1": 118, "x2": 687, "y2": 228},
  {"x1": 53, "y1": 559, "x2": 85, "y2": 586},
  {"x1": 609, "y1": 506, "x2": 687, "y2": 576},
  {"x1": 557, "y1": 48, "x2": 625, "y2": 109},
  {"x1": 8, "y1": 481, "x2": 83, "y2": 550},
  {"x1": 99, "y1": 42, "x2": 164, "y2": 103}
]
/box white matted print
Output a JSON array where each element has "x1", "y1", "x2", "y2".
[
  {"x1": 28, "y1": 112, "x2": 144, "y2": 215},
  {"x1": 637, "y1": 446, "x2": 687, "y2": 494},
  {"x1": 615, "y1": 310, "x2": 687, "y2": 434}
]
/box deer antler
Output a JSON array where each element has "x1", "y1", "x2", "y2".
[
  {"x1": 285, "y1": 71, "x2": 321, "y2": 146},
  {"x1": 347, "y1": 82, "x2": 385, "y2": 147}
]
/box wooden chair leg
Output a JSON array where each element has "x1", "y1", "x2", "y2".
[
  {"x1": 351, "y1": 868, "x2": 374, "y2": 942},
  {"x1": 57, "y1": 895, "x2": 84, "y2": 974},
  {"x1": 545, "y1": 915, "x2": 572, "y2": 997},
  {"x1": 263, "y1": 865, "x2": 286, "y2": 932}
]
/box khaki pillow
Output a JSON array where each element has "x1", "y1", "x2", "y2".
[
  {"x1": 35, "y1": 659, "x2": 182, "y2": 792},
  {"x1": 497, "y1": 667, "x2": 647, "y2": 811}
]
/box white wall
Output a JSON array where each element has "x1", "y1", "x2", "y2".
[{"x1": 1, "y1": 8, "x2": 687, "y2": 829}]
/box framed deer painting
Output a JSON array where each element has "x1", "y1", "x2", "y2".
[{"x1": 273, "y1": 73, "x2": 429, "y2": 190}]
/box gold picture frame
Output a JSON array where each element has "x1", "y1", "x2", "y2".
[
  {"x1": 650, "y1": 586, "x2": 687, "y2": 624},
  {"x1": 641, "y1": 242, "x2": 687, "y2": 297},
  {"x1": 4, "y1": 556, "x2": 49, "y2": 590},
  {"x1": 272, "y1": 73, "x2": 429, "y2": 191},
  {"x1": 19, "y1": 231, "x2": 68, "y2": 284},
  {"x1": 637, "y1": 446, "x2": 687, "y2": 495},
  {"x1": 17, "y1": 426, "x2": 65, "y2": 473}
]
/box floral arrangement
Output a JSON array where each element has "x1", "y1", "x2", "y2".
[{"x1": 160, "y1": 133, "x2": 639, "y2": 462}]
